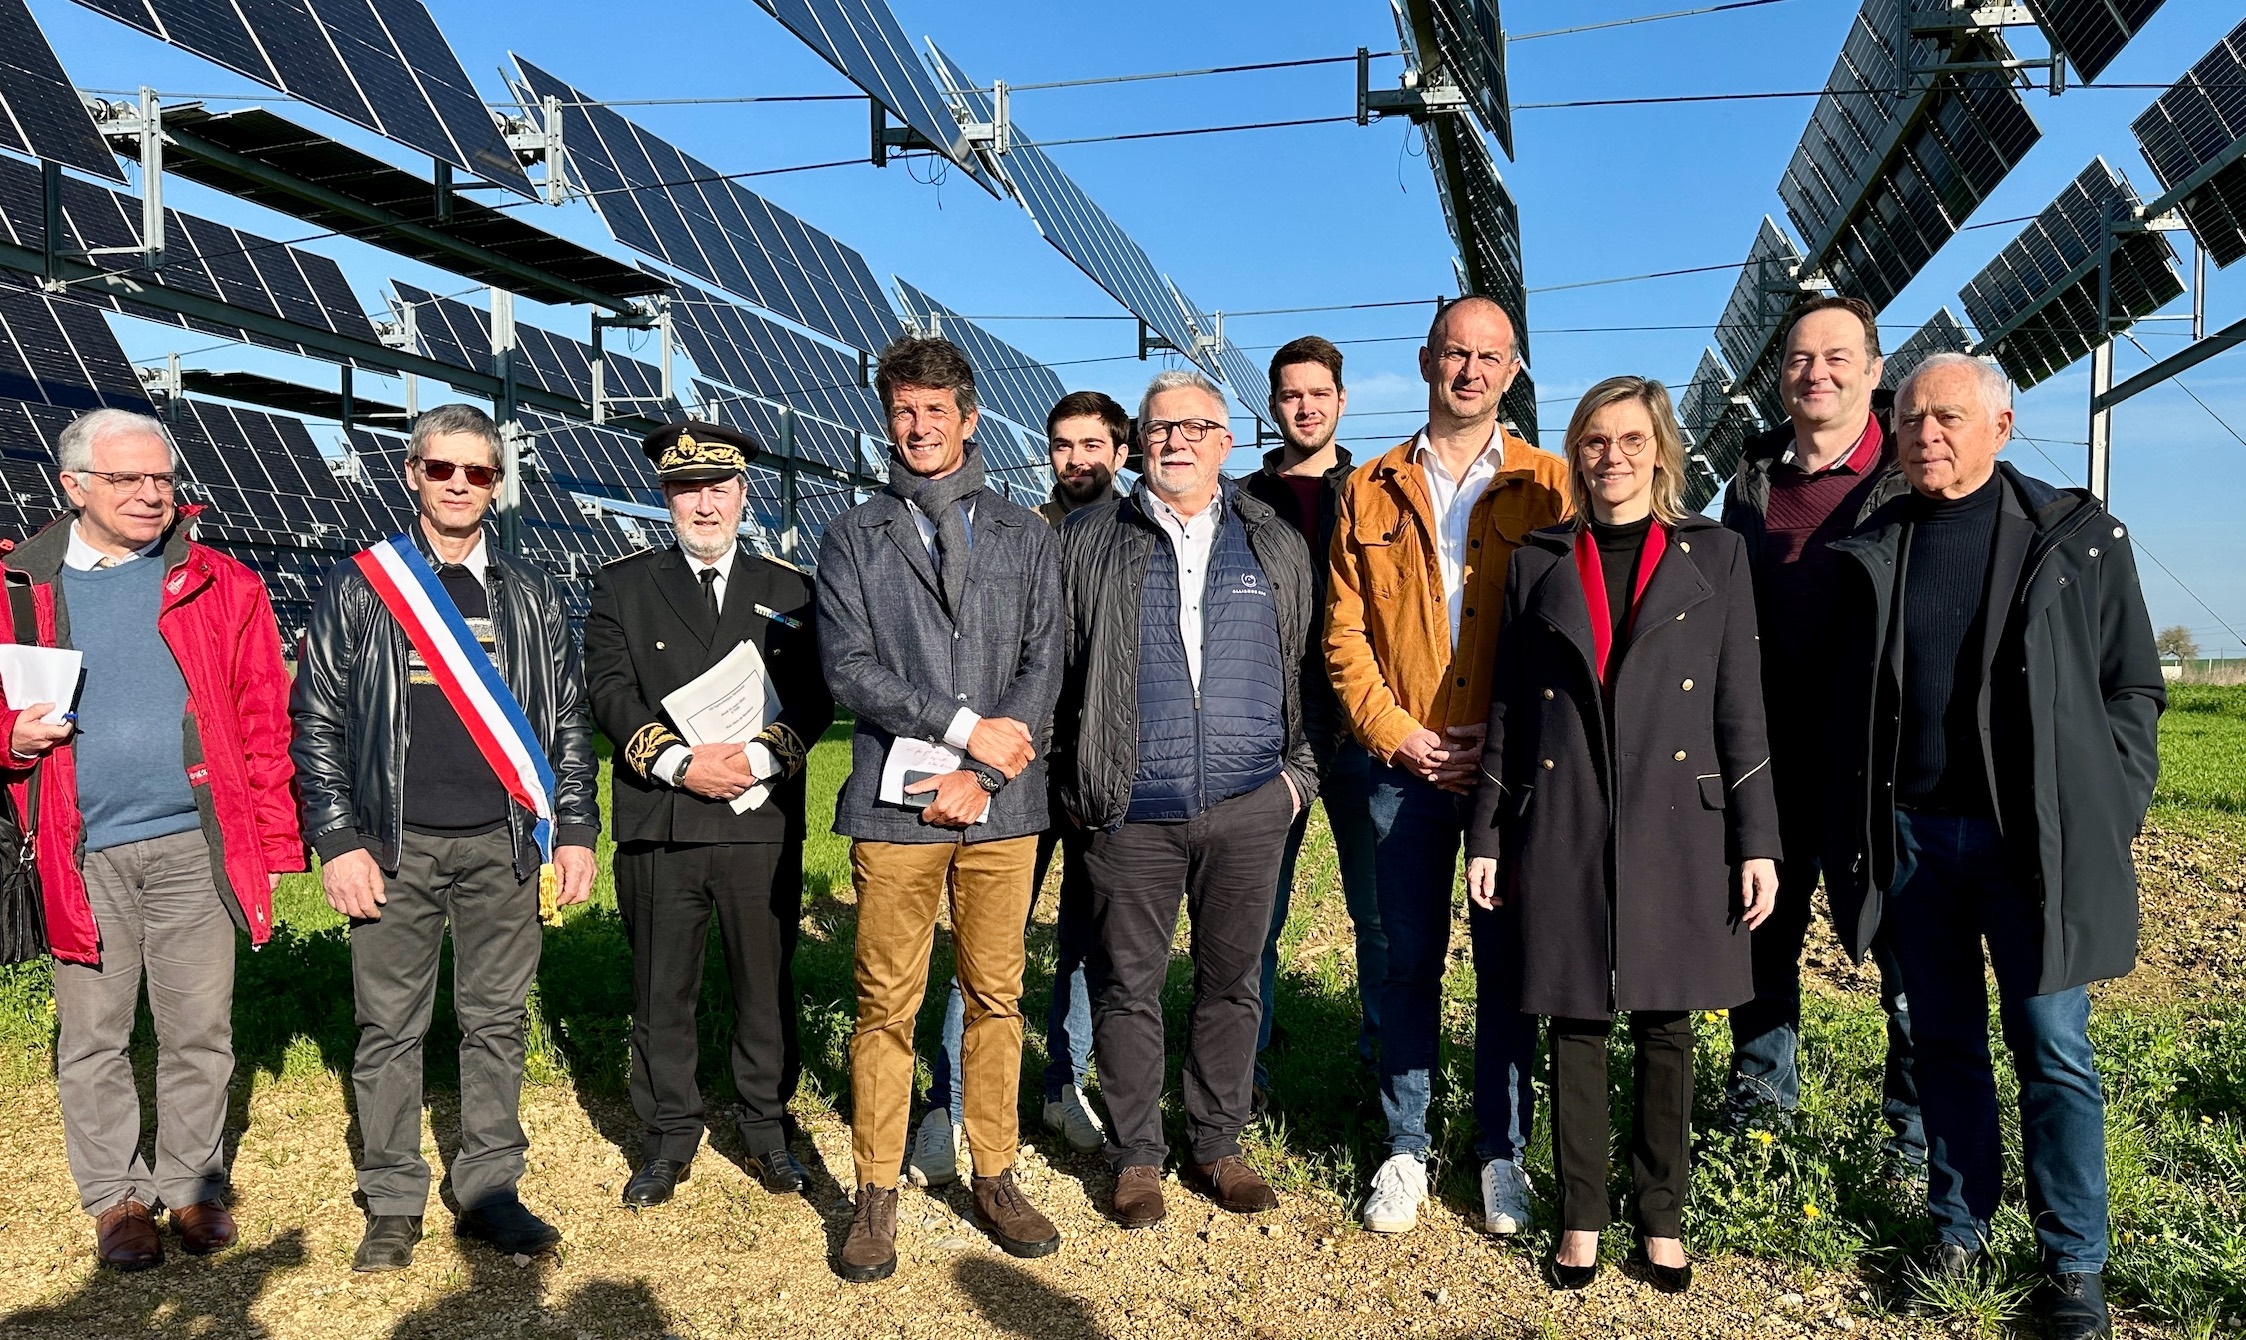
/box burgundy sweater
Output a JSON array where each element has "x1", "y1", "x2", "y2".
[{"x1": 1757, "y1": 417, "x2": 1887, "y2": 764}]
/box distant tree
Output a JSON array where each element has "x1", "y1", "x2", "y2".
[{"x1": 2155, "y1": 625, "x2": 2199, "y2": 662}]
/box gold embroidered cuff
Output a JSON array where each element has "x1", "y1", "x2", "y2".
[
  {"x1": 754, "y1": 722, "x2": 808, "y2": 781},
  {"x1": 623, "y1": 722, "x2": 685, "y2": 779}
]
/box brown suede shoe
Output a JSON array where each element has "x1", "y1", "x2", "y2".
[
  {"x1": 171, "y1": 1199, "x2": 237, "y2": 1256},
  {"x1": 95, "y1": 1199, "x2": 162, "y2": 1272},
  {"x1": 971, "y1": 1169, "x2": 1061, "y2": 1259},
  {"x1": 1111, "y1": 1165, "x2": 1167, "y2": 1229},
  {"x1": 836, "y1": 1184, "x2": 897, "y2": 1283},
  {"x1": 1185, "y1": 1155, "x2": 1279, "y2": 1214}
]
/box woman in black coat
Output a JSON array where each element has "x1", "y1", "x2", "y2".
[{"x1": 1465, "y1": 376, "x2": 1781, "y2": 1293}]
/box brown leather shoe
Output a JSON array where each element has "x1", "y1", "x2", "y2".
[
  {"x1": 171, "y1": 1199, "x2": 237, "y2": 1256},
  {"x1": 1111, "y1": 1165, "x2": 1167, "y2": 1229},
  {"x1": 971, "y1": 1169, "x2": 1061, "y2": 1258},
  {"x1": 95, "y1": 1199, "x2": 162, "y2": 1272},
  {"x1": 836, "y1": 1184, "x2": 897, "y2": 1283},
  {"x1": 1185, "y1": 1155, "x2": 1279, "y2": 1214}
]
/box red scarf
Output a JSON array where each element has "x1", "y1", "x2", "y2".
[{"x1": 1573, "y1": 521, "x2": 1668, "y2": 686}]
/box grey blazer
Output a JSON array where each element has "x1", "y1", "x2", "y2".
[{"x1": 816, "y1": 488, "x2": 1065, "y2": 843}]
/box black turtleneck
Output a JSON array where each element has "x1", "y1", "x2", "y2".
[
  {"x1": 1587, "y1": 513, "x2": 1654, "y2": 645},
  {"x1": 1896, "y1": 471, "x2": 2001, "y2": 816}
]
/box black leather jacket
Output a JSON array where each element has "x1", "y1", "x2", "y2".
[{"x1": 288, "y1": 525, "x2": 601, "y2": 878}]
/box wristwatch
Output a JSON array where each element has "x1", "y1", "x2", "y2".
[{"x1": 973, "y1": 768, "x2": 1004, "y2": 795}]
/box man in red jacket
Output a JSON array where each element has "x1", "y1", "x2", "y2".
[{"x1": 2, "y1": 409, "x2": 304, "y2": 1272}]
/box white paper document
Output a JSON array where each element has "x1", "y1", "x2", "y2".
[
  {"x1": 879, "y1": 736, "x2": 990, "y2": 824},
  {"x1": 0, "y1": 645, "x2": 81, "y2": 724},
  {"x1": 660, "y1": 639, "x2": 784, "y2": 814}
]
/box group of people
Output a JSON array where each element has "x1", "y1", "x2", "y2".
[{"x1": 6, "y1": 287, "x2": 2159, "y2": 1340}]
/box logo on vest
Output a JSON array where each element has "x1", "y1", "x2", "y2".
[{"x1": 1228, "y1": 570, "x2": 1269, "y2": 599}]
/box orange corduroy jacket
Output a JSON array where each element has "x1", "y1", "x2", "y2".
[{"x1": 1324, "y1": 431, "x2": 1572, "y2": 763}]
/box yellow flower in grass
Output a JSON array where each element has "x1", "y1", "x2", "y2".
[
  {"x1": 1753, "y1": 1129, "x2": 1777, "y2": 1146},
  {"x1": 1802, "y1": 1203, "x2": 1821, "y2": 1221}
]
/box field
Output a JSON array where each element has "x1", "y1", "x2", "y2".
[{"x1": 0, "y1": 688, "x2": 2242, "y2": 1338}]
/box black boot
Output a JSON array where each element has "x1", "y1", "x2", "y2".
[
  {"x1": 351, "y1": 1216, "x2": 423, "y2": 1273},
  {"x1": 2043, "y1": 1272, "x2": 2112, "y2": 1340}
]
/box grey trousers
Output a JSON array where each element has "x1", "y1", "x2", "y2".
[
  {"x1": 53, "y1": 829, "x2": 235, "y2": 1215},
  {"x1": 349, "y1": 827, "x2": 541, "y2": 1217}
]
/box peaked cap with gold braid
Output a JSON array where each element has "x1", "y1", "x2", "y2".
[{"x1": 642, "y1": 418, "x2": 760, "y2": 483}]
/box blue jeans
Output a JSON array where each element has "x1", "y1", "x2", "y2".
[
  {"x1": 930, "y1": 825, "x2": 1095, "y2": 1122},
  {"x1": 1256, "y1": 741, "x2": 1384, "y2": 1087},
  {"x1": 1886, "y1": 810, "x2": 2109, "y2": 1273},
  {"x1": 1371, "y1": 759, "x2": 1536, "y2": 1161},
  {"x1": 1727, "y1": 835, "x2": 1925, "y2": 1167}
]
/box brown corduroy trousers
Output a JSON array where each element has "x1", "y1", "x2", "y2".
[{"x1": 848, "y1": 835, "x2": 1037, "y2": 1189}]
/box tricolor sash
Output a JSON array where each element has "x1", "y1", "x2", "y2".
[{"x1": 354, "y1": 534, "x2": 559, "y2": 911}]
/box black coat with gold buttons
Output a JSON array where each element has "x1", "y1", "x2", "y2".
[{"x1": 1467, "y1": 513, "x2": 1780, "y2": 1019}]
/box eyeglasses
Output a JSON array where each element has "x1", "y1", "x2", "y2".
[
  {"x1": 413, "y1": 457, "x2": 501, "y2": 488},
  {"x1": 1140, "y1": 418, "x2": 1227, "y2": 446},
  {"x1": 77, "y1": 469, "x2": 179, "y2": 494},
  {"x1": 1577, "y1": 432, "x2": 1653, "y2": 460}
]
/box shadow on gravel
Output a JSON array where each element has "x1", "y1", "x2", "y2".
[
  {"x1": 955, "y1": 1254, "x2": 1109, "y2": 1339},
  {"x1": 381, "y1": 1240, "x2": 670, "y2": 1340},
  {"x1": 0, "y1": 1226, "x2": 308, "y2": 1339}
]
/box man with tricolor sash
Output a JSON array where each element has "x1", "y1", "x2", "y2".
[{"x1": 289, "y1": 402, "x2": 600, "y2": 1273}]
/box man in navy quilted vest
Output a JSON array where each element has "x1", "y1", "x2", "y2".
[{"x1": 1048, "y1": 368, "x2": 1319, "y2": 1228}]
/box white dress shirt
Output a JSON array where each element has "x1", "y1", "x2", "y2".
[
  {"x1": 1413, "y1": 430, "x2": 1503, "y2": 649},
  {"x1": 653, "y1": 543, "x2": 777, "y2": 789},
  {"x1": 904, "y1": 497, "x2": 984, "y2": 752},
  {"x1": 63, "y1": 523, "x2": 163, "y2": 572},
  {"x1": 1146, "y1": 490, "x2": 1222, "y2": 690}
]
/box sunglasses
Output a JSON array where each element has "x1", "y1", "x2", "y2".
[{"x1": 412, "y1": 456, "x2": 501, "y2": 488}]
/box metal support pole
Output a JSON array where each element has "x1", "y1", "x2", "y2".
[
  {"x1": 2193, "y1": 238, "x2": 2206, "y2": 342},
  {"x1": 136, "y1": 88, "x2": 163, "y2": 268},
  {"x1": 340, "y1": 364, "x2": 353, "y2": 432},
  {"x1": 779, "y1": 407, "x2": 799, "y2": 561},
  {"x1": 2086, "y1": 202, "x2": 2118, "y2": 502},
  {"x1": 491, "y1": 287, "x2": 521, "y2": 552},
  {"x1": 40, "y1": 161, "x2": 61, "y2": 283},
  {"x1": 434, "y1": 160, "x2": 453, "y2": 225},
  {"x1": 590, "y1": 318, "x2": 606, "y2": 425}
]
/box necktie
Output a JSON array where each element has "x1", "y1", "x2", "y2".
[
  {"x1": 93, "y1": 556, "x2": 120, "y2": 570},
  {"x1": 699, "y1": 567, "x2": 720, "y2": 621}
]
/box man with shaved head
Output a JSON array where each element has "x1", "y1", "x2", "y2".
[
  {"x1": 1825, "y1": 353, "x2": 2162, "y2": 1340},
  {"x1": 1326, "y1": 294, "x2": 1568, "y2": 1238}
]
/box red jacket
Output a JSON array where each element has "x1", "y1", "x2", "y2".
[{"x1": 0, "y1": 513, "x2": 306, "y2": 965}]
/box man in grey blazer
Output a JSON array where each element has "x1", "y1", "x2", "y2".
[{"x1": 817, "y1": 335, "x2": 1066, "y2": 1283}]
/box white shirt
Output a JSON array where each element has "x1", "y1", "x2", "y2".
[
  {"x1": 1146, "y1": 490, "x2": 1222, "y2": 691},
  {"x1": 424, "y1": 530, "x2": 490, "y2": 584},
  {"x1": 1413, "y1": 430, "x2": 1504, "y2": 649},
  {"x1": 655, "y1": 542, "x2": 776, "y2": 788},
  {"x1": 904, "y1": 497, "x2": 984, "y2": 752},
  {"x1": 63, "y1": 523, "x2": 162, "y2": 572}
]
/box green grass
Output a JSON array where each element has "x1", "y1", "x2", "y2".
[{"x1": 5, "y1": 692, "x2": 2246, "y2": 1335}]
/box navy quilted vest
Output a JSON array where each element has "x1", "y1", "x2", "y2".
[{"x1": 1127, "y1": 498, "x2": 1286, "y2": 822}]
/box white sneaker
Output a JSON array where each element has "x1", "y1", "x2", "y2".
[
  {"x1": 1362, "y1": 1153, "x2": 1428, "y2": 1234},
  {"x1": 905, "y1": 1109, "x2": 960, "y2": 1188},
  {"x1": 1041, "y1": 1085, "x2": 1106, "y2": 1155},
  {"x1": 1480, "y1": 1157, "x2": 1531, "y2": 1235}
]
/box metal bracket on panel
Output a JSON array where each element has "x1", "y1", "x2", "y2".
[
  {"x1": 591, "y1": 300, "x2": 668, "y2": 423},
  {"x1": 871, "y1": 102, "x2": 947, "y2": 167},
  {"x1": 75, "y1": 88, "x2": 165, "y2": 268},
  {"x1": 1136, "y1": 319, "x2": 1180, "y2": 361},
  {"x1": 857, "y1": 349, "x2": 874, "y2": 388},
  {"x1": 1356, "y1": 48, "x2": 1466, "y2": 125},
  {"x1": 138, "y1": 353, "x2": 182, "y2": 419},
  {"x1": 958, "y1": 80, "x2": 1010, "y2": 158},
  {"x1": 1907, "y1": 4, "x2": 2035, "y2": 35},
  {"x1": 503, "y1": 95, "x2": 569, "y2": 206}
]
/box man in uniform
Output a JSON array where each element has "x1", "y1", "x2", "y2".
[{"x1": 582, "y1": 419, "x2": 834, "y2": 1209}]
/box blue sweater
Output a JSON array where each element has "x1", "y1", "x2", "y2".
[{"x1": 59, "y1": 558, "x2": 198, "y2": 853}]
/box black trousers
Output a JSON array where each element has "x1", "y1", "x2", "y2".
[
  {"x1": 1083, "y1": 777, "x2": 1292, "y2": 1170},
  {"x1": 615, "y1": 840, "x2": 801, "y2": 1161},
  {"x1": 1550, "y1": 1010, "x2": 1694, "y2": 1238}
]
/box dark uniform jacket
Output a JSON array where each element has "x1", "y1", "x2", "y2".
[
  {"x1": 1241, "y1": 445, "x2": 1353, "y2": 769},
  {"x1": 1823, "y1": 463, "x2": 2164, "y2": 995},
  {"x1": 582, "y1": 542, "x2": 833, "y2": 847},
  {"x1": 1466, "y1": 515, "x2": 1781, "y2": 1019}
]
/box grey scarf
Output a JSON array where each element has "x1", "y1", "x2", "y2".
[{"x1": 886, "y1": 441, "x2": 986, "y2": 619}]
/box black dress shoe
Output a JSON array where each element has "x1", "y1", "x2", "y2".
[
  {"x1": 351, "y1": 1215, "x2": 423, "y2": 1273},
  {"x1": 622, "y1": 1158, "x2": 690, "y2": 1208},
  {"x1": 2044, "y1": 1271, "x2": 2112, "y2": 1340},
  {"x1": 746, "y1": 1147, "x2": 808, "y2": 1194},
  {"x1": 1925, "y1": 1241, "x2": 1985, "y2": 1280},
  {"x1": 455, "y1": 1198, "x2": 561, "y2": 1256},
  {"x1": 1549, "y1": 1256, "x2": 1601, "y2": 1290},
  {"x1": 1629, "y1": 1243, "x2": 1692, "y2": 1294}
]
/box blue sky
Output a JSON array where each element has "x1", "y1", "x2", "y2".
[{"x1": 33, "y1": 0, "x2": 2246, "y2": 653}]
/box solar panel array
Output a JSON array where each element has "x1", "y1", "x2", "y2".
[
  {"x1": 1679, "y1": 347, "x2": 1755, "y2": 511},
  {"x1": 2132, "y1": 17, "x2": 2246, "y2": 268},
  {"x1": 1961, "y1": 158, "x2": 2185, "y2": 387},
  {"x1": 971, "y1": 414, "x2": 1051, "y2": 506},
  {"x1": 1778, "y1": 0, "x2": 2040, "y2": 311},
  {"x1": 893, "y1": 278, "x2": 1065, "y2": 435},
  {"x1": 1423, "y1": 116, "x2": 1529, "y2": 365},
  {"x1": 0, "y1": 278, "x2": 153, "y2": 411},
  {"x1": 699, "y1": 382, "x2": 868, "y2": 473},
  {"x1": 391, "y1": 282, "x2": 669, "y2": 409},
  {"x1": 0, "y1": 0, "x2": 125, "y2": 182},
  {"x1": 2024, "y1": 0, "x2": 2168, "y2": 83},
  {"x1": 0, "y1": 153, "x2": 376, "y2": 363},
  {"x1": 749, "y1": 0, "x2": 995, "y2": 194},
  {"x1": 1880, "y1": 308, "x2": 1975, "y2": 390},
  {"x1": 71, "y1": 0, "x2": 532, "y2": 195},
  {"x1": 517, "y1": 409, "x2": 661, "y2": 508},
  {"x1": 515, "y1": 57, "x2": 900, "y2": 356},
  {"x1": 1425, "y1": 0, "x2": 1513, "y2": 160},
  {"x1": 667, "y1": 280, "x2": 884, "y2": 438},
  {"x1": 1715, "y1": 217, "x2": 1808, "y2": 426}
]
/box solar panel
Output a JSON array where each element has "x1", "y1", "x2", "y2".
[
  {"x1": 748, "y1": 0, "x2": 996, "y2": 194},
  {"x1": 1880, "y1": 308, "x2": 1975, "y2": 390},
  {"x1": 892, "y1": 278, "x2": 1065, "y2": 434},
  {"x1": 1959, "y1": 158, "x2": 2185, "y2": 388},
  {"x1": 927, "y1": 43, "x2": 1238, "y2": 398},
  {"x1": 0, "y1": 278, "x2": 152, "y2": 410},
  {"x1": 517, "y1": 409, "x2": 660, "y2": 507},
  {"x1": 390, "y1": 282, "x2": 669, "y2": 410},
  {"x1": 70, "y1": 0, "x2": 532, "y2": 195},
  {"x1": 1715, "y1": 218, "x2": 1809, "y2": 426},
  {"x1": 2023, "y1": 0, "x2": 2166, "y2": 83},
  {"x1": 697, "y1": 382, "x2": 864, "y2": 472},
  {"x1": 514, "y1": 56, "x2": 900, "y2": 356},
  {"x1": 1678, "y1": 347, "x2": 1755, "y2": 512},
  {"x1": 1422, "y1": 115, "x2": 1529, "y2": 370},
  {"x1": 1427, "y1": 0, "x2": 1513, "y2": 159},
  {"x1": 2131, "y1": 18, "x2": 2246, "y2": 268},
  {"x1": 1499, "y1": 366, "x2": 1535, "y2": 445},
  {"x1": 1777, "y1": 0, "x2": 2040, "y2": 312},
  {"x1": 0, "y1": 0, "x2": 125, "y2": 182},
  {"x1": 667, "y1": 280, "x2": 885, "y2": 437}
]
